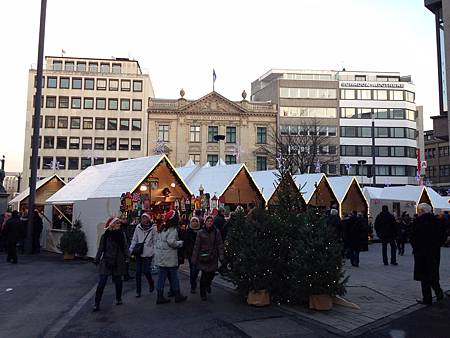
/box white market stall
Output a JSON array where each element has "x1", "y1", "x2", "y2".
[
  {"x1": 328, "y1": 176, "x2": 368, "y2": 216},
  {"x1": 293, "y1": 173, "x2": 338, "y2": 209}
]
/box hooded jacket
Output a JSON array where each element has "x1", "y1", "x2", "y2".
[{"x1": 129, "y1": 224, "x2": 156, "y2": 258}]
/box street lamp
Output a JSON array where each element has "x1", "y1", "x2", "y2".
[{"x1": 371, "y1": 114, "x2": 376, "y2": 186}]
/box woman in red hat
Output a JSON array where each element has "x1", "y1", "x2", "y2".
[
  {"x1": 92, "y1": 217, "x2": 129, "y2": 311},
  {"x1": 154, "y1": 210, "x2": 187, "y2": 304}
]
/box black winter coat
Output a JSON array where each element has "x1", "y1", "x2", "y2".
[
  {"x1": 213, "y1": 214, "x2": 225, "y2": 231},
  {"x1": 375, "y1": 211, "x2": 397, "y2": 241},
  {"x1": 326, "y1": 214, "x2": 342, "y2": 240},
  {"x1": 95, "y1": 230, "x2": 129, "y2": 276},
  {"x1": 344, "y1": 215, "x2": 363, "y2": 250},
  {"x1": 3, "y1": 216, "x2": 23, "y2": 243},
  {"x1": 411, "y1": 213, "x2": 446, "y2": 282}
]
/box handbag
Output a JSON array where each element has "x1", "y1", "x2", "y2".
[
  {"x1": 199, "y1": 231, "x2": 216, "y2": 263},
  {"x1": 131, "y1": 229, "x2": 151, "y2": 257}
]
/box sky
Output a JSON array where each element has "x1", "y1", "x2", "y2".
[{"x1": 0, "y1": 0, "x2": 438, "y2": 172}]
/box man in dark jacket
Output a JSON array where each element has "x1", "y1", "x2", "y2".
[
  {"x1": 32, "y1": 211, "x2": 43, "y2": 254},
  {"x1": 326, "y1": 209, "x2": 342, "y2": 241},
  {"x1": 213, "y1": 208, "x2": 226, "y2": 232},
  {"x1": 411, "y1": 203, "x2": 446, "y2": 305},
  {"x1": 3, "y1": 211, "x2": 22, "y2": 263},
  {"x1": 375, "y1": 205, "x2": 398, "y2": 266}
]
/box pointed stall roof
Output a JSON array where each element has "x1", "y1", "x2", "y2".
[
  {"x1": 184, "y1": 159, "x2": 196, "y2": 167},
  {"x1": 215, "y1": 158, "x2": 227, "y2": 167},
  {"x1": 425, "y1": 187, "x2": 450, "y2": 211},
  {"x1": 250, "y1": 170, "x2": 280, "y2": 201},
  {"x1": 9, "y1": 174, "x2": 65, "y2": 204},
  {"x1": 47, "y1": 155, "x2": 190, "y2": 204},
  {"x1": 292, "y1": 173, "x2": 327, "y2": 203},
  {"x1": 328, "y1": 176, "x2": 355, "y2": 203},
  {"x1": 363, "y1": 185, "x2": 433, "y2": 207}
]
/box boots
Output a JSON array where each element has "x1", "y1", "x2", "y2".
[
  {"x1": 156, "y1": 290, "x2": 170, "y2": 304},
  {"x1": 200, "y1": 288, "x2": 207, "y2": 301},
  {"x1": 115, "y1": 281, "x2": 123, "y2": 305},
  {"x1": 174, "y1": 290, "x2": 187, "y2": 303},
  {"x1": 93, "y1": 286, "x2": 104, "y2": 311},
  {"x1": 148, "y1": 277, "x2": 155, "y2": 293}
]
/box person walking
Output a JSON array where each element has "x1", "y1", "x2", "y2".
[
  {"x1": 120, "y1": 214, "x2": 134, "y2": 282},
  {"x1": 154, "y1": 210, "x2": 187, "y2": 304},
  {"x1": 0, "y1": 212, "x2": 11, "y2": 252},
  {"x1": 357, "y1": 212, "x2": 370, "y2": 253},
  {"x1": 411, "y1": 203, "x2": 446, "y2": 305},
  {"x1": 3, "y1": 210, "x2": 22, "y2": 264},
  {"x1": 184, "y1": 216, "x2": 201, "y2": 293},
  {"x1": 375, "y1": 205, "x2": 398, "y2": 266},
  {"x1": 192, "y1": 215, "x2": 224, "y2": 301},
  {"x1": 326, "y1": 208, "x2": 342, "y2": 242},
  {"x1": 129, "y1": 212, "x2": 156, "y2": 298},
  {"x1": 213, "y1": 208, "x2": 226, "y2": 233},
  {"x1": 32, "y1": 211, "x2": 43, "y2": 254},
  {"x1": 93, "y1": 217, "x2": 129, "y2": 312},
  {"x1": 397, "y1": 212, "x2": 411, "y2": 256},
  {"x1": 345, "y1": 211, "x2": 362, "y2": 267}
]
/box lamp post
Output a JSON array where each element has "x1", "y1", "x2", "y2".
[
  {"x1": 371, "y1": 114, "x2": 376, "y2": 187},
  {"x1": 26, "y1": 0, "x2": 47, "y2": 254}
]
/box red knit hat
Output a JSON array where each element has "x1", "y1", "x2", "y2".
[
  {"x1": 104, "y1": 216, "x2": 120, "y2": 229},
  {"x1": 141, "y1": 212, "x2": 152, "y2": 220},
  {"x1": 164, "y1": 210, "x2": 177, "y2": 223}
]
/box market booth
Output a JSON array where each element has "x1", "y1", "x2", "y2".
[
  {"x1": 45, "y1": 155, "x2": 191, "y2": 257},
  {"x1": 293, "y1": 173, "x2": 338, "y2": 209},
  {"x1": 250, "y1": 170, "x2": 306, "y2": 209},
  {"x1": 328, "y1": 176, "x2": 368, "y2": 216},
  {"x1": 9, "y1": 174, "x2": 65, "y2": 213}
]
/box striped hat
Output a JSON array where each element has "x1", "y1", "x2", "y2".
[
  {"x1": 104, "y1": 217, "x2": 120, "y2": 229},
  {"x1": 164, "y1": 210, "x2": 177, "y2": 223}
]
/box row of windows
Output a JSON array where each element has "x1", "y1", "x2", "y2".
[
  {"x1": 280, "y1": 87, "x2": 337, "y2": 99},
  {"x1": 280, "y1": 106, "x2": 337, "y2": 118},
  {"x1": 37, "y1": 136, "x2": 141, "y2": 151},
  {"x1": 35, "y1": 95, "x2": 142, "y2": 111},
  {"x1": 340, "y1": 108, "x2": 416, "y2": 121},
  {"x1": 341, "y1": 89, "x2": 415, "y2": 102},
  {"x1": 188, "y1": 154, "x2": 268, "y2": 171},
  {"x1": 283, "y1": 73, "x2": 401, "y2": 82},
  {"x1": 33, "y1": 116, "x2": 141, "y2": 131},
  {"x1": 281, "y1": 144, "x2": 337, "y2": 155},
  {"x1": 341, "y1": 164, "x2": 417, "y2": 177},
  {"x1": 425, "y1": 146, "x2": 449, "y2": 159},
  {"x1": 340, "y1": 145, "x2": 417, "y2": 158},
  {"x1": 52, "y1": 60, "x2": 123, "y2": 74},
  {"x1": 283, "y1": 73, "x2": 333, "y2": 81},
  {"x1": 439, "y1": 165, "x2": 450, "y2": 177},
  {"x1": 340, "y1": 126, "x2": 416, "y2": 139},
  {"x1": 32, "y1": 156, "x2": 133, "y2": 171},
  {"x1": 36, "y1": 75, "x2": 143, "y2": 92},
  {"x1": 280, "y1": 125, "x2": 337, "y2": 137}
]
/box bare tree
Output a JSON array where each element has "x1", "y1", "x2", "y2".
[{"x1": 267, "y1": 118, "x2": 338, "y2": 175}]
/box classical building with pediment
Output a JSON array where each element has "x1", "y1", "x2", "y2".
[{"x1": 147, "y1": 90, "x2": 277, "y2": 171}]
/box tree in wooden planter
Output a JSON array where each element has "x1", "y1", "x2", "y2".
[{"x1": 58, "y1": 219, "x2": 88, "y2": 259}]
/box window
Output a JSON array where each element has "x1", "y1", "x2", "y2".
[
  {"x1": 108, "y1": 98, "x2": 118, "y2": 110},
  {"x1": 405, "y1": 91, "x2": 415, "y2": 102},
  {"x1": 256, "y1": 127, "x2": 267, "y2": 144},
  {"x1": 391, "y1": 166, "x2": 406, "y2": 176},
  {"x1": 376, "y1": 127, "x2": 389, "y2": 138},
  {"x1": 120, "y1": 119, "x2": 129, "y2": 130},
  {"x1": 377, "y1": 146, "x2": 389, "y2": 157},
  {"x1": 56, "y1": 137, "x2": 67, "y2": 149},
  {"x1": 131, "y1": 139, "x2": 141, "y2": 151},
  {"x1": 69, "y1": 137, "x2": 80, "y2": 149},
  {"x1": 84, "y1": 78, "x2": 94, "y2": 90},
  {"x1": 60, "y1": 77, "x2": 70, "y2": 89},
  {"x1": 208, "y1": 126, "x2": 218, "y2": 142},
  {"x1": 393, "y1": 127, "x2": 405, "y2": 138},
  {"x1": 329, "y1": 145, "x2": 337, "y2": 155},
  {"x1": 44, "y1": 136, "x2": 54, "y2": 149},
  {"x1": 68, "y1": 157, "x2": 79, "y2": 170},
  {"x1": 112, "y1": 63, "x2": 121, "y2": 74},
  {"x1": 356, "y1": 89, "x2": 371, "y2": 100},
  {"x1": 45, "y1": 116, "x2": 55, "y2": 128},
  {"x1": 108, "y1": 118, "x2": 117, "y2": 130},
  {"x1": 376, "y1": 165, "x2": 390, "y2": 176},
  {"x1": 107, "y1": 138, "x2": 117, "y2": 150},
  {"x1": 94, "y1": 137, "x2": 105, "y2": 150},
  {"x1": 341, "y1": 89, "x2": 355, "y2": 100},
  {"x1": 94, "y1": 158, "x2": 105, "y2": 165},
  {"x1": 100, "y1": 63, "x2": 110, "y2": 73},
  {"x1": 70, "y1": 117, "x2": 80, "y2": 129},
  {"x1": 76, "y1": 62, "x2": 86, "y2": 72},
  {"x1": 393, "y1": 147, "x2": 405, "y2": 157},
  {"x1": 64, "y1": 61, "x2": 74, "y2": 71},
  {"x1": 95, "y1": 118, "x2": 105, "y2": 130},
  {"x1": 225, "y1": 154, "x2": 237, "y2": 165},
  {"x1": 83, "y1": 117, "x2": 93, "y2": 129},
  {"x1": 109, "y1": 79, "x2": 119, "y2": 91},
  {"x1": 96, "y1": 98, "x2": 106, "y2": 110},
  {"x1": 190, "y1": 125, "x2": 200, "y2": 142},
  {"x1": 97, "y1": 78, "x2": 107, "y2": 90},
  {"x1": 340, "y1": 126, "x2": 356, "y2": 137},
  {"x1": 328, "y1": 164, "x2": 337, "y2": 175},
  {"x1": 71, "y1": 97, "x2": 81, "y2": 109},
  {"x1": 42, "y1": 156, "x2": 54, "y2": 169},
  {"x1": 106, "y1": 158, "x2": 116, "y2": 163},
  {"x1": 280, "y1": 87, "x2": 337, "y2": 99},
  {"x1": 121, "y1": 80, "x2": 131, "y2": 91},
  {"x1": 392, "y1": 109, "x2": 404, "y2": 119},
  {"x1": 72, "y1": 78, "x2": 82, "y2": 89},
  {"x1": 118, "y1": 99, "x2": 130, "y2": 112},
  {"x1": 256, "y1": 156, "x2": 267, "y2": 171},
  {"x1": 226, "y1": 126, "x2": 236, "y2": 143},
  {"x1": 133, "y1": 80, "x2": 143, "y2": 92},
  {"x1": 84, "y1": 97, "x2": 94, "y2": 109},
  {"x1": 132, "y1": 99, "x2": 142, "y2": 111},
  {"x1": 374, "y1": 90, "x2": 388, "y2": 100},
  {"x1": 82, "y1": 137, "x2": 92, "y2": 150},
  {"x1": 207, "y1": 154, "x2": 219, "y2": 166},
  {"x1": 81, "y1": 158, "x2": 92, "y2": 170},
  {"x1": 355, "y1": 75, "x2": 366, "y2": 81},
  {"x1": 52, "y1": 60, "x2": 62, "y2": 70},
  {"x1": 46, "y1": 96, "x2": 56, "y2": 108},
  {"x1": 88, "y1": 62, "x2": 98, "y2": 72},
  {"x1": 31, "y1": 115, "x2": 43, "y2": 128},
  {"x1": 189, "y1": 154, "x2": 200, "y2": 164},
  {"x1": 58, "y1": 116, "x2": 68, "y2": 128},
  {"x1": 328, "y1": 127, "x2": 337, "y2": 137},
  {"x1": 119, "y1": 138, "x2": 129, "y2": 150},
  {"x1": 158, "y1": 125, "x2": 169, "y2": 141},
  {"x1": 47, "y1": 76, "x2": 57, "y2": 88},
  {"x1": 392, "y1": 91, "x2": 403, "y2": 101},
  {"x1": 58, "y1": 96, "x2": 69, "y2": 108},
  {"x1": 132, "y1": 119, "x2": 142, "y2": 131}
]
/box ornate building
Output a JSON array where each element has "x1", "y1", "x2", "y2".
[{"x1": 147, "y1": 90, "x2": 277, "y2": 171}]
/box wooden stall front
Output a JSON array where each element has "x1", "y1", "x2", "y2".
[
  {"x1": 340, "y1": 179, "x2": 369, "y2": 216},
  {"x1": 19, "y1": 175, "x2": 65, "y2": 214},
  {"x1": 267, "y1": 175, "x2": 306, "y2": 210},
  {"x1": 221, "y1": 167, "x2": 264, "y2": 210},
  {"x1": 308, "y1": 177, "x2": 338, "y2": 209}
]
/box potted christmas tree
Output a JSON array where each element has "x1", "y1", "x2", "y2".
[{"x1": 58, "y1": 219, "x2": 88, "y2": 260}]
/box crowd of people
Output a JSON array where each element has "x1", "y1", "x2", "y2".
[{"x1": 92, "y1": 207, "x2": 238, "y2": 312}]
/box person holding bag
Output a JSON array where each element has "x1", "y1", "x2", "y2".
[
  {"x1": 192, "y1": 215, "x2": 224, "y2": 301},
  {"x1": 154, "y1": 210, "x2": 187, "y2": 304},
  {"x1": 129, "y1": 212, "x2": 156, "y2": 298},
  {"x1": 93, "y1": 217, "x2": 129, "y2": 312}
]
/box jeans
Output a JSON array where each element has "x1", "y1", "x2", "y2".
[
  {"x1": 382, "y1": 239, "x2": 397, "y2": 264},
  {"x1": 136, "y1": 256, "x2": 154, "y2": 294},
  {"x1": 200, "y1": 271, "x2": 215, "y2": 296},
  {"x1": 157, "y1": 266, "x2": 180, "y2": 292},
  {"x1": 188, "y1": 258, "x2": 200, "y2": 290},
  {"x1": 421, "y1": 280, "x2": 443, "y2": 303},
  {"x1": 95, "y1": 274, "x2": 123, "y2": 305},
  {"x1": 350, "y1": 250, "x2": 360, "y2": 266}
]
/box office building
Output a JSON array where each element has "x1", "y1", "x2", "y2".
[{"x1": 22, "y1": 56, "x2": 153, "y2": 188}]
